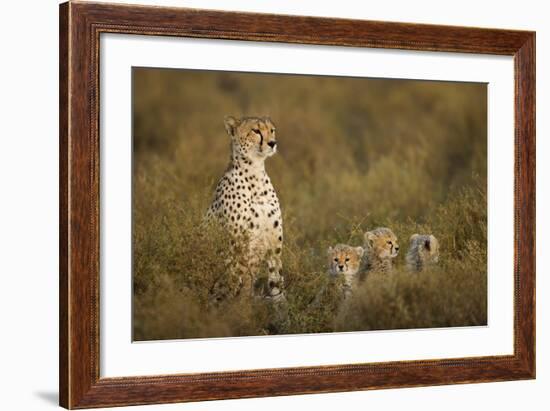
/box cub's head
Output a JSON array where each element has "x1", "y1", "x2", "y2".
[
  {"x1": 364, "y1": 227, "x2": 399, "y2": 260},
  {"x1": 409, "y1": 234, "x2": 439, "y2": 265},
  {"x1": 224, "y1": 116, "x2": 277, "y2": 161},
  {"x1": 327, "y1": 244, "x2": 364, "y2": 277}
]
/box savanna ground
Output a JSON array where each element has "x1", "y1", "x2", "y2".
[{"x1": 133, "y1": 68, "x2": 487, "y2": 341}]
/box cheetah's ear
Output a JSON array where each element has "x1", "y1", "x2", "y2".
[
  {"x1": 364, "y1": 231, "x2": 375, "y2": 248},
  {"x1": 429, "y1": 235, "x2": 438, "y2": 249},
  {"x1": 327, "y1": 246, "x2": 333, "y2": 256},
  {"x1": 424, "y1": 237, "x2": 431, "y2": 250},
  {"x1": 224, "y1": 116, "x2": 239, "y2": 136},
  {"x1": 410, "y1": 233, "x2": 420, "y2": 243},
  {"x1": 355, "y1": 246, "x2": 365, "y2": 258}
]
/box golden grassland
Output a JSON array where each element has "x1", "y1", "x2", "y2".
[{"x1": 132, "y1": 68, "x2": 487, "y2": 340}]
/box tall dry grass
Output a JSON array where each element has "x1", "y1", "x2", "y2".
[{"x1": 132, "y1": 68, "x2": 487, "y2": 341}]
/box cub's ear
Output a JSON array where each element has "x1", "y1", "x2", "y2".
[
  {"x1": 224, "y1": 116, "x2": 239, "y2": 136},
  {"x1": 424, "y1": 237, "x2": 431, "y2": 250},
  {"x1": 364, "y1": 231, "x2": 375, "y2": 248},
  {"x1": 355, "y1": 246, "x2": 365, "y2": 258},
  {"x1": 410, "y1": 233, "x2": 420, "y2": 242},
  {"x1": 429, "y1": 235, "x2": 438, "y2": 249}
]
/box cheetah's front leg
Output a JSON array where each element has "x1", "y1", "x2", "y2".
[
  {"x1": 267, "y1": 260, "x2": 283, "y2": 299},
  {"x1": 265, "y1": 246, "x2": 285, "y2": 303}
]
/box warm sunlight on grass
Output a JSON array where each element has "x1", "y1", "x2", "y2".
[{"x1": 132, "y1": 68, "x2": 487, "y2": 340}]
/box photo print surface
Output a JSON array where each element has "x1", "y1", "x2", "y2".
[{"x1": 132, "y1": 67, "x2": 487, "y2": 341}]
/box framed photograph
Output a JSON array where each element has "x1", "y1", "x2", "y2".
[{"x1": 59, "y1": 1, "x2": 535, "y2": 408}]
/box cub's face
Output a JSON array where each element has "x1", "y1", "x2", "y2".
[
  {"x1": 410, "y1": 234, "x2": 439, "y2": 264},
  {"x1": 224, "y1": 116, "x2": 277, "y2": 160},
  {"x1": 364, "y1": 228, "x2": 399, "y2": 260},
  {"x1": 327, "y1": 244, "x2": 364, "y2": 276}
]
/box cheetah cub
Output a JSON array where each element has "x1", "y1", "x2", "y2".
[
  {"x1": 327, "y1": 244, "x2": 365, "y2": 298},
  {"x1": 206, "y1": 116, "x2": 284, "y2": 301},
  {"x1": 363, "y1": 227, "x2": 399, "y2": 274},
  {"x1": 406, "y1": 234, "x2": 439, "y2": 272}
]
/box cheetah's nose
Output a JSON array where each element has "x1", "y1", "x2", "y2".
[
  {"x1": 267, "y1": 140, "x2": 277, "y2": 149},
  {"x1": 338, "y1": 265, "x2": 344, "y2": 271}
]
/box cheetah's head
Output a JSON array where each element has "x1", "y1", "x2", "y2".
[
  {"x1": 364, "y1": 227, "x2": 399, "y2": 260},
  {"x1": 409, "y1": 234, "x2": 439, "y2": 264},
  {"x1": 224, "y1": 116, "x2": 277, "y2": 162},
  {"x1": 327, "y1": 244, "x2": 364, "y2": 277}
]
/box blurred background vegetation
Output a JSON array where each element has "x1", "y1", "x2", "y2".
[{"x1": 132, "y1": 68, "x2": 487, "y2": 341}]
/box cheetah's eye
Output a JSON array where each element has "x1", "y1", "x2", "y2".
[
  {"x1": 333, "y1": 258, "x2": 338, "y2": 262},
  {"x1": 387, "y1": 241, "x2": 392, "y2": 245},
  {"x1": 345, "y1": 257, "x2": 350, "y2": 262},
  {"x1": 252, "y1": 129, "x2": 261, "y2": 136}
]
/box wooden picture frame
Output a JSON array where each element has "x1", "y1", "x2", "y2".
[{"x1": 59, "y1": 1, "x2": 535, "y2": 408}]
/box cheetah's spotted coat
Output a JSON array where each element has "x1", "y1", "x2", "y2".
[{"x1": 206, "y1": 116, "x2": 284, "y2": 300}]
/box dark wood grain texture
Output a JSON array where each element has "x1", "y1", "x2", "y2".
[
  {"x1": 59, "y1": 1, "x2": 535, "y2": 408},
  {"x1": 514, "y1": 34, "x2": 536, "y2": 376},
  {"x1": 59, "y1": 2, "x2": 69, "y2": 407}
]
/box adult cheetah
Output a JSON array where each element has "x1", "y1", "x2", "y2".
[{"x1": 206, "y1": 116, "x2": 284, "y2": 300}]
